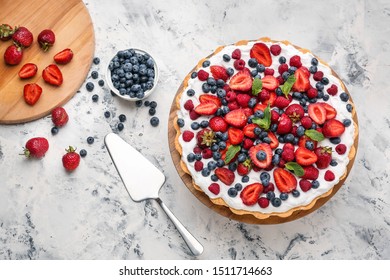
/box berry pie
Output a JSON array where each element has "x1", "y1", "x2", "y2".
[{"x1": 173, "y1": 38, "x2": 358, "y2": 221}]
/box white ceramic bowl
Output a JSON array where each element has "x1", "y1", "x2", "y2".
[{"x1": 106, "y1": 48, "x2": 159, "y2": 101}]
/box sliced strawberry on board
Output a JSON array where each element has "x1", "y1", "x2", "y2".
[
  {"x1": 42, "y1": 64, "x2": 63, "y2": 86},
  {"x1": 209, "y1": 116, "x2": 228, "y2": 132},
  {"x1": 210, "y1": 65, "x2": 229, "y2": 82},
  {"x1": 250, "y1": 43, "x2": 272, "y2": 67},
  {"x1": 228, "y1": 127, "x2": 244, "y2": 145},
  {"x1": 318, "y1": 102, "x2": 337, "y2": 120},
  {"x1": 292, "y1": 66, "x2": 310, "y2": 92},
  {"x1": 240, "y1": 183, "x2": 263, "y2": 206},
  {"x1": 295, "y1": 147, "x2": 318, "y2": 166},
  {"x1": 18, "y1": 63, "x2": 38, "y2": 79},
  {"x1": 194, "y1": 102, "x2": 218, "y2": 115},
  {"x1": 249, "y1": 143, "x2": 272, "y2": 169},
  {"x1": 53, "y1": 48, "x2": 73, "y2": 64},
  {"x1": 262, "y1": 75, "x2": 279, "y2": 91},
  {"x1": 229, "y1": 70, "x2": 252, "y2": 91},
  {"x1": 224, "y1": 109, "x2": 248, "y2": 128},
  {"x1": 273, "y1": 168, "x2": 297, "y2": 193},
  {"x1": 243, "y1": 123, "x2": 258, "y2": 139},
  {"x1": 215, "y1": 167, "x2": 235, "y2": 185},
  {"x1": 322, "y1": 119, "x2": 345, "y2": 138},
  {"x1": 23, "y1": 83, "x2": 43, "y2": 106},
  {"x1": 308, "y1": 103, "x2": 327, "y2": 125},
  {"x1": 199, "y1": 94, "x2": 222, "y2": 107}
]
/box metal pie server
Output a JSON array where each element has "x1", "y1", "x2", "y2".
[{"x1": 104, "y1": 133, "x2": 203, "y2": 256}]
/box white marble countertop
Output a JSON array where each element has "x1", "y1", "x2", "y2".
[{"x1": 0, "y1": 0, "x2": 389, "y2": 260}]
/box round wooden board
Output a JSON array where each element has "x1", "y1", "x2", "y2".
[
  {"x1": 0, "y1": 0, "x2": 94, "y2": 124},
  {"x1": 168, "y1": 53, "x2": 359, "y2": 224}
]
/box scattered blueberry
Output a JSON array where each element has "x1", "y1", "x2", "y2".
[
  {"x1": 271, "y1": 198, "x2": 282, "y2": 207},
  {"x1": 191, "y1": 122, "x2": 200, "y2": 130},
  {"x1": 150, "y1": 116, "x2": 159, "y2": 127},
  {"x1": 93, "y1": 57, "x2": 100, "y2": 65},
  {"x1": 330, "y1": 137, "x2": 341, "y2": 144},
  {"x1": 297, "y1": 126, "x2": 305, "y2": 137},
  {"x1": 278, "y1": 56, "x2": 286, "y2": 64},
  {"x1": 226, "y1": 67, "x2": 234, "y2": 76},
  {"x1": 80, "y1": 149, "x2": 87, "y2": 157},
  {"x1": 87, "y1": 136, "x2": 94, "y2": 144},
  {"x1": 187, "y1": 153, "x2": 195, "y2": 162},
  {"x1": 202, "y1": 83, "x2": 210, "y2": 93},
  {"x1": 202, "y1": 60, "x2": 210, "y2": 68},
  {"x1": 104, "y1": 111, "x2": 111, "y2": 118},
  {"x1": 311, "y1": 57, "x2": 318, "y2": 66},
  {"x1": 280, "y1": 193, "x2": 289, "y2": 200},
  {"x1": 211, "y1": 174, "x2": 218, "y2": 182},
  {"x1": 309, "y1": 66, "x2": 317, "y2": 74},
  {"x1": 119, "y1": 114, "x2": 127, "y2": 122},
  {"x1": 91, "y1": 71, "x2": 98, "y2": 79},
  {"x1": 177, "y1": 118, "x2": 185, "y2": 127},
  {"x1": 292, "y1": 190, "x2": 300, "y2": 197},
  {"x1": 234, "y1": 183, "x2": 243, "y2": 191},
  {"x1": 228, "y1": 162, "x2": 237, "y2": 172},
  {"x1": 343, "y1": 119, "x2": 352, "y2": 127},
  {"x1": 305, "y1": 141, "x2": 315, "y2": 150},
  {"x1": 86, "y1": 82, "x2": 94, "y2": 92},
  {"x1": 216, "y1": 159, "x2": 225, "y2": 167},
  {"x1": 266, "y1": 191, "x2": 275, "y2": 200},
  {"x1": 256, "y1": 64, "x2": 265, "y2": 73},
  {"x1": 200, "y1": 120, "x2": 209, "y2": 128},
  {"x1": 323, "y1": 94, "x2": 330, "y2": 101},
  {"x1": 237, "y1": 153, "x2": 247, "y2": 163},
  {"x1": 92, "y1": 94, "x2": 99, "y2": 102},
  {"x1": 135, "y1": 100, "x2": 143, "y2": 107},
  {"x1": 330, "y1": 159, "x2": 338, "y2": 166},
  {"x1": 191, "y1": 72, "x2": 197, "y2": 79},
  {"x1": 149, "y1": 107, "x2": 156, "y2": 116},
  {"x1": 248, "y1": 58, "x2": 258, "y2": 68},
  {"x1": 149, "y1": 101, "x2": 157, "y2": 108},
  {"x1": 201, "y1": 168, "x2": 210, "y2": 177},
  {"x1": 222, "y1": 54, "x2": 231, "y2": 62},
  {"x1": 117, "y1": 122, "x2": 124, "y2": 131},
  {"x1": 144, "y1": 100, "x2": 150, "y2": 107},
  {"x1": 195, "y1": 154, "x2": 202, "y2": 161},
  {"x1": 241, "y1": 175, "x2": 249, "y2": 183},
  {"x1": 340, "y1": 92, "x2": 349, "y2": 102},
  {"x1": 207, "y1": 161, "x2": 217, "y2": 170},
  {"x1": 321, "y1": 77, "x2": 329, "y2": 85},
  {"x1": 346, "y1": 104, "x2": 353, "y2": 112},
  {"x1": 311, "y1": 180, "x2": 320, "y2": 189},
  {"x1": 51, "y1": 126, "x2": 59, "y2": 135},
  {"x1": 228, "y1": 188, "x2": 238, "y2": 197}
]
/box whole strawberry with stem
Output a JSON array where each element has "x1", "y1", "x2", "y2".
[
  {"x1": 38, "y1": 29, "x2": 55, "y2": 52},
  {"x1": 62, "y1": 146, "x2": 80, "y2": 171},
  {"x1": 12, "y1": 26, "x2": 33, "y2": 48},
  {"x1": 21, "y1": 137, "x2": 49, "y2": 158},
  {"x1": 0, "y1": 24, "x2": 15, "y2": 41},
  {"x1": 4, "y1": 44, "x2": 23, "y2": 65},
  {"x1": 314, "y1": 146, "x2": 332, "y2": 169}
]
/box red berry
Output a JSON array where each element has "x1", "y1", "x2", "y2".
[
  {"x1": 307, "y1": 88, "x2": 318, "y2": 99},
  {"x1": 242, "y1": 138, "x2": 254, "y2": 149},
  {"x1": 193, "y1": 147, "x2": 202, "y2": 154},
  {"x1": 324, "y1": 170, "x2": 335, "y2": 181},
  {"x1": 299, "y1": 179, "x2": 312, "y2": 192},
  {"x1": 208, "y1": 183, "x2": 220, "y2": 195},
  {"x1": 270, "y1": 44, "x2": 281, "y2": 56},
  {"x1": 184, "y1": 100, "x2": 194, "y2": 111},
  {"x1": 264, "y1": 68, "x2": 274, "y2": 76},
  {"x1": 62, "y1": 146, "x2": 80, "y2": 171},
  {"x1": 194, "y1": 161, "x2": 203, "y2": 172},
  {"x1": 225, "y1": 91, "x2": 237, "y2": 102},
  {"x1": 281, "y1": 149, "x2": 295, "y2": 162},
  {"x1": 327, "y1": 84, "x2": 338, "y2": 96},
  {"x1": 335, "y1": 144, "x2": 347, "y2": 155},
  {"x1": 189, "y1": 110, "x2": 200, "y2": 120},
  {"x1": 202, "y1": 148, "x2": 213, "y2": 159},
  {"x1": 300, "y1": 116, "x2": 313, "y2": 129},
  {"x1": 51, "y1": 107, "x2": 69, "y2": 127},
  {"x1": 182, "y1": 131, "x2": 194, "y2": 142},
  {"x1": 258, "y1": 197, "x2": 270, "y2": 208},
  {"x1": 231, "y1": 48, "x2": 241, "y2": 59},
  {"x1": 283, "y1": 143, "x2": 294, "y2": 151},
  {"x1": 301, "y1": 166, "x2": 319, "y2": 180},
  {"x1": 227, "y1": 101, "x2": 240, "y2": 111},
  {"x1": 197, "y1": 69, "x2": 209, "y2": 81},
  {"x1": 22, "y1": 137, "x2": 49, "y2": 158},
  {"x1": 313, "y1": 71, "x2": 324, "y2": 81},
  {"x1": 278, "y1": 63, "x2": 288, "y2": 75},
  {"x1": 289, "y1": 55, "x2": 302, "y2": 68},
  {"x1": 262, "y1": 182, "x2": 275, "y2": 193},
  {"x1": 233, "y1": 59, "x2": 245, "y2": 70},
  {"x1": 259, "y1": 89, "x2": 270, "y2": 103}
]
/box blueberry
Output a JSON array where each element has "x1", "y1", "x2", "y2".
[
  {"x1": 216, "y1": 79, "x2": 225, "y2": 88},
  {"x1": 254, "y1": 127, "x2": 262, "y2": 135},
  {"x1": 343, "y1": 119, "x2": 352, "y2": 127},
  {"x1": 241, "y1": 175, "x2": 249, "y2": 183},
  {"x1": 288, "y1": 66, "x2": 297, "y2": 74},
  {"x1": 191, "y1": 122, "x2": 200, "y2": 130},
  {"x1": 323, "y1": 94, "x2": 330, "y2": 101},
  {"x1": 280, "y1": 193, "x2": 288, "y2": 200},
  {"x1": 136, "y1": 91, "x2": 145, "y2": 99},
  {"x1": 119, "y1": 88, "x2": 127, "y2": 95},
  {"x1": 228, "y1": 188, "x2": 238, "y2": 197},
  {"x1": 93, "y1": 57, "x2": 100, "y2": 65},
  {"x1": 282, "y1": 71, "x2": 290, "y2": 81},
  {"x1": 80, "y1": 149, "x2": 87, "y2": 157},
  {"x1": 86, "y1": 82, "x2": 94, "y2": 92},
  {"x1": 195, "y1": 154, "x2": 202, "y2": 161},
  {"x1": 330, "y1": 159, "x2": 338, "y2": 166},
  {"x1": 200, "y1": 120, "x2": 209, "y2": 128},
  {"x1": 87, "y1": 136, "x2": 94, "y2": 144},
  {"x1": 311, "y1": 123, "x2": 317, "y2": 130},
  {"x1": 130, "y1": 84, "x2": 141, "y2": 92},
  {"x1": 202, "y1": 60, "x2": 210, "y2": 68},
  {"x1": 316, "y1": 82, "x2": 324, "y2": 91},
  {"x1": 305, "y1": 140, "x2": 315, "y2": 150},
  {"x1": 254, "y1": 139, "x2": 263, "y2": 145},
  {"x1": 226, "y1": 67, "x2": 234, "y2": 76},
  {"x1": 340, "y1": 92, "x2": 349, "y2": 102},
  {"x1": 311, "y1": 57, "x2": 318, "y2": 66},
  {"x1": 237, "y1": 153, "x2": 247, "y2": 163},
  {"x1": 278, "y1": 56, "x2": 286, "y2": 64},
  {"x1": 146, "y1": 58, "x2": 154, "y2": 68},
  {"x1": 275, "y1": 87, "x2": 283, "y2": 96},
  {"x1": 330, "y1": 137, "x2": 341, "y2": 144},
  {"x1": 150, "y1": 117, "x2": 159, "y2": 127},
  {"x1": 271, "y1": 198, "x2": 282, "y2": 207},
  {"x1": 51, "y1": 126, "x2": 59, "y2": 135},
  {"x1": 144, "y1": 100, "x2": 150, "y2": 107},
  {"x1": 248, "y1": 58, "x2": 258, "y2": 68},
  {"x1": 191, "y1": 72, "x2": 198, "y2": 79},
  {"x1": 211, "y1": 144, "x2": 219, "y2": 152},
  {"x1": 148, "y1": 101, "x2": 157, "y2": 108},
  {"x1": 188, "y1": 153, "x2": 196, "y2": 162},
  {"x1": 275, "y1": 148, "x2": 283, "y2": 155},
  {"x1": 263, "y1": 137, "x2": 271, "y2": 144},
  {"x1": 346, "y1": 104, "x2": 353, "y2": 112},
  {"x1": 221, "y1": 132, "x2": 229, "y2": 141},
  {"x1": 260, "y1": 172, "x2": 270, "y2": 181},
  {"x1": 117, "y1": 114, "x2": 126, "y2": 123},
  {"x1": 207, "y1": 161, "x2": 217, "y2": 171},
  {"x1": 266, "y1": 191, "x2": 275, "y2": 200},
  {"x1": 216, "y1": 159, "x2": 225, "y2": 167},
  {"x1": 256, "y1": 64, "x2": 265, "y2": 73},
  {"x1": 129, "y1": 56, "x2": 138, "y2": 65},
  {"x1": 104, "y1": 111, "x2": 111, "y2": 118},
  {"x1": 97, "y1": 79, "x2": 104, "y2": 87},
  {"x1": 177, "y1": 118, "x2": 185, "y2": 127},
  {"x1": 135, "y1": 100, "x2": 143, "y2": 107},
  {"x1": 233, "y1": 183, "x2": 242, "y2": 192},
  {"x1": 309, "y1": 65, "x2": 317, "y2": 74},
  {"x1": 228, "y1": 162, "x2": 237, "y2": 172},
  {"x1": 284, "y1": 133, "x2": 294, "y2": 143},
  {"x1": 297, "y1": 126, "x2": 305, "y2": 137},
  {"x1": 311, "y1": 180, "x2": 320, "y2": 189},
  {"x1": 248, "y1": 98, "x2": 257, "y2": 108},
  {"x1": 321, "y1": 77, "x2": 329, "y2": 85},
  {"x1": 317, "y1": 91, "x2": 324, "y2": 99},
  {"x1": 256, "y1": 151, "x2": 266, "y2": 161},
  {"x1": 293, "y1": 137, "x2": 299, "y2": 145},
  {"x1": 211, "y1": 174, "x2": 218, "y2": 182},
  {"x1": 149, "y1": 107, "x2": 156, "y2": 116},
  {"x1": 216, "y1": 88, "x2": 226, "y2": 98},
  {"x1": 202, "y1": 83, "x2": 210, "y2": 93},
  {"x1": 213, "y1": 152, "x2": 221, "y2": 161},
  {"x1": 223, "y1": 54, "x2": 231, "y2": 62},
  {"x1": 117, "y1": 122, "x2": 124, "y2": 131},
  {"x1": 218, "y1": 141, "x2": 227, "y2": 150},
  {"x1": 91, "y1": 71, "x2": 98, "y2": 79},
  {"x1": 92, "y1": 94, "x2": 99, "y2": 102},
  {"x1": 292, "y1": 190, "x2": 300, "y2": 197},
  {"x1": 207, "y1": 77, "x2": 216, "y2": 86},
  {"x1": 278, "y1": 136, "x2": 285, "y2": 143}
]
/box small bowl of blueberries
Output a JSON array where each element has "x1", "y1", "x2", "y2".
[{"x1": 106, "y1": 48, "x2": 158, "y2": 101}]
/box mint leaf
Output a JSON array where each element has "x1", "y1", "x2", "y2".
[
  {"x1": 305, "y1": 129, "x2": 325, "y2": 142},
  {"x1": 252, "y1": 77, "x2": 262, "y2": 96},
  {"x1": 285, "y1": 162, "x2": 304, "y2": 177},
  {"x1": 252, "y1": 103, "x2": 271, "y2": 130},
  {"x1": 224, "y1": 145, "x2": 240, "y2": 164},
  {"x1": 281, "y1": 75, "x2": 296, "y2": 97}
]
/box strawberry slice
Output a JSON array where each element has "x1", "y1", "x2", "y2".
[
  {"x1": 228, "y1": 127, "x2": 244, "y2": 145},
  {"x1": 322, "y1": 119, "x2": 345, "y2": 138},
  {"x1": 249, "y1": 143, "x2": 272, "y2": 169},
  {"x1": 243, "y1": 123, "x2": 258, "y2": 139},
  {"x1": 308, "y1": 103, "x2": 326, "y2": 124},
  {"x1": 319, "y1": 102, "x2": 337, "y2": 120},
  {"x1": 292, "y1": 66, "x2": 310, "y2": 92},
  {"x1": 210, "y1": 65, "x2": 229, "y2": 82},
  {"x1": 295, "y1": 147, "x2": 318, "y2": 166},
  {"x1": 267, "y1": 131, "x2": 279, "y2": 149},
  {"x1": 224, "y1": 109, "x2": 248, "y2": 128},
  {"x1": 18, "y1": 63, "x2": 38, "y2": 79},
  {"x1": 194, "y1": 102, "x2": 218, "y2": 115},
  {"x1": 23, "y1": 83, "x2": 42, "y2": 106},
  {"x1": 42, "y1": 64, "x2": 63, "y2": 86},
  {"x1": 262, "y1": 75, "x2": 279, "y2": 91},
  {"x1": 53, "y1": 48, "x2": 73, "y2": 65},
  {"x1": 250, "y1": 43, "x2": 272, "y2": 67},
  {"x1": 273, "y1": 168, "x2": 297, "y2": 193},
  {"x1": 229, "y1": 70, "x2": 252, "y2": 91},
  {"x1": 199, "y1": 94, "x2": 222, "y2": 107},
  {"x1": 253, "y1": 103, "x2": 267, "y2": 113},
  {"x1": 215, "y1": 167, "x2": 235, "y2": 185},
  {"x1": 240, "y1": 183, "x2": 263, "y2": 206}
]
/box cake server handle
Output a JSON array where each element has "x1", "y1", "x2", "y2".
[{"x1": 155, "y1": 198, "x2": 204, "y2": 256}]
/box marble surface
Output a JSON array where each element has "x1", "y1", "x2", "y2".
[{"x1": 0, "y1": 0, "x2": 389, "y2": 260}]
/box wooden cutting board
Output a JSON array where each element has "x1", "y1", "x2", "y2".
[{"x1": 0, "y1": 0, "x2": 94, "y2": 124}]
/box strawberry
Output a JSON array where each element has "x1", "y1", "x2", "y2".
[
  {"x1": 258, "y1": 197, "x2": 270, "y2": 208},
  {"x1": 300, "y1": 116, "x2": 313, "y2": 129},
  {"x1": 314, "y1": 146, "x2": 332, "y2": 169},
  {"x1": 308, "y1": 103, "x2": 326, "y2": 125},
  {"x1": 209, "y1": 116, "x2": 228, "y2": 132},
  {"x1": 237, "y1": 160, "x2": 251, "y2": 176},
  {"x1": 250, "y1": 43, "x2": 272, "y2": 67},
  {"x1": 268, "y1": 132, "x2": 279, "y2": 149},
  {"x1": 229, "y1": 70, "x2": 252, "y2": 91},
  {"x1": 249, "y1": 143, "x2": 272, "y2": 169},
  {"x1": 233, "y1": 59, "x2": 246, "y2": 70},
  {"x1": 273, "y1": 168, "x2": 297, "y2": 193},
  {"x1": 271, "y1": 109, "x2": 280, "y2": 123},
  {"x1": 285, "y1": 104, "x2": 305, "y2": 123},
  {"x1": 313, "y1": 71, "x2": 324, "y2": 81},
  {"x1": 327, "y1": 84, "x2": 338, "y2": 96},
  {"x1": 225, "y1": 91, "x2": 237, "y2": 102},
  {"x1": 322, "y1": 119, "x2": 345, "y2": 138},
  {"x1": 197, "y1": 69, "x2": 209, "y2": 81},
  {"x1": 295, "y1": 147, "x2": 318, "y2": 166},
  {"x1": 215, "y1": 167, "x2": 235, "y2": 185},
  {"x1": 254, "y1": 103, "x2": 267, "y2": 113},
  {"x1": 37, "y1": 29, "x2": 55, "y2": 52},
  {"x1": 194, "y1": 102, "x2": 218, "y2": 115},
  {"x1": 242, "y1": 138, "x2": 254, "y2": 149},
  {"x1": 224, "y1": 109, "x2": 248, "y2": 128},
  {"x1": 243, "y1": 123, "x2": 258, "y2": 139},
  {"x1": 23, "y1": 83, "x2": 42, "y2": 106},
  {"x1": 210, "y1": 65, "x2": 229, "y2": 81},
  {"x1": 194, "y1": 161, "x2": 204, "y2": 172},
  {"x1": 301, "y1": 165, "x2": 319, "y2": 180},
  {"x1": 236, "y1": 94, "x2": 251, "y2": 107},
  {"x1": 53, "y1": 48, "x2": 73, "y2": 65},
  {"x1": 12, "y1": 27, "x2": 33, "y2": 48},
  {"x1": 196, "y1": 129, "x2": 215, "y2": 148},
  {"x1": 335, "y1": 144, "x2": 347, "y2": 155},
  {"x1": 289, "y1": 55, "x2": 302, "y2": 68},
  {"x1": 42, "y1": 64, "x2": 63, "y2": 86},
  {"x1": 228, "y1": 127, "x2": 244, "y2": 145},
  {"x1": 227, "y1": 101, "x2": 240, "y2": 111},
  {"x1": 299, "y1": 179, "x2": 312, "y2": 192},
  {"x1": 184, "y1": 100, "x2": 194, "y2": 111},
  {"x1": 276, "y1": 113, "x2": 293, "y2": 135},
  {"x1": 51, "y1": 107, "x2": 69, "y2": 127},
  {"x1": 202, "y1": 148, "x2": 213, "y2": 159},
  {"x1": 0, "y1": 24, "x2": 15, "y2": 41},
  {"x1": 261, "y1": 75, "x2": 279, "y2": 91},
  {"x1": 208, "y1": 183, "x2": 220, "y2": 195},
  {"x1": 21, "y1": 137, "x2": 49, "y2": 158},
  {"x1": 259, "y1": 89, "x2": 270, "y2": 102},
  {"x1": 62, "y1": 146, "x2": 80, "y2": 171},
  {"x1": 18, "y1": 63, "x2": 38, "y2": 79},
  {"x1": 270, "y1": 44, "x2": 281, "y2": 56},
  {"x1": 324, "y1": 170, "x2": 335, "y2": 181},
  {"x1": 273, "y1": 96, "x2": 291, "y2": 109},
  {"x1": 319, "y1": 102, "x2": 337, "y2": 120},
  {"x1": 240, "y1": 183, "x2": 263, "y2": 206},
  {"x1": 292, "y1": 66, "x2": 310, "y2": 92},
  {"x1": 4, "y1": 44, "x2": 23, "y2": 65},
  {"x1": 307, "y1": 87, "x2": 318, "y2": 99},
  {"x1": 231, "y1": 48, "x2": 241, "y2": 59},
  {"x1": 182, "y1": 131, "x2": 194, "y2": 142}
]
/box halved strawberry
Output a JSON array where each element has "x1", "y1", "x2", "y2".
[
  {"x1": 237, "y1": 160, "x2": 251, "y2": 176},
  {"x1": 267, "y1": 131, "x2": 279, "y2": 149},
  {"x1": 42, "y1": 64, "x2": 63, "y2": 86},
  {"x1": 209, "y1": 116, "x2": 228, "y2": 132},
  {"x1": 23, "y1": 83, "x2": 42, "y2": 106},
  {"x1": 250, "y1": 43, "x2": 272, "y2": 67},
  {"x1": 215, "y1": 167, "x2": 235, "y2": 185},
  {"x1": 292, "y1": 66, "x2": 310, "y2": 92},
  {"x1": 308, "y1": 103, "x2": 326, "y2": 125},
  {"x1": 228, "y1": 127, "x2": 244, "y2": 145},
  {"x1": 295, "y1": 147, "x2": 318, "y2": 166},
  {"x1": 199, "y1": 94, "x2": 222, "y2": 107},
  {"x1": 253, "y1": 103, "x2": 267, "y2": 113},
  {"x1": 243, "y1": 123, "x2": 258, "y2": 139},
  {"x1": 322, "y1": 119, "x2": 345, "y2": 138},
  {"x1": 273, "y1": 168, "x2": 297, "y2": 193},
  {"x1": 210, "y1": 65, "x2": 229, "y2": 82},
  {"x1": 262, "y1": 75, "x2": 279, "y2": 91},
  {"x1": 194, "y1": 102, "x2": 218, "y2": 115},
  {"x1": 224, "y1": 109, "x2": 248, "y2": 128},
  {"x1": 53, "y1": 48, "x2": 73, "y2": 64},
  {"x1": 229, "y1": 70, "x2": 252, "y2": 91},
  {"x1": 240, "y1": 183, "x2": 263, "y2": 206},
  {"x1": 319, "y1": 102, "x2": 337, "y2": 120},
  {"x1": 18, "y1": 63, "x2": 38, "y2": 79},
  {"x1": 249, "y1": 143, "x2": 272, "y2": 169}
]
